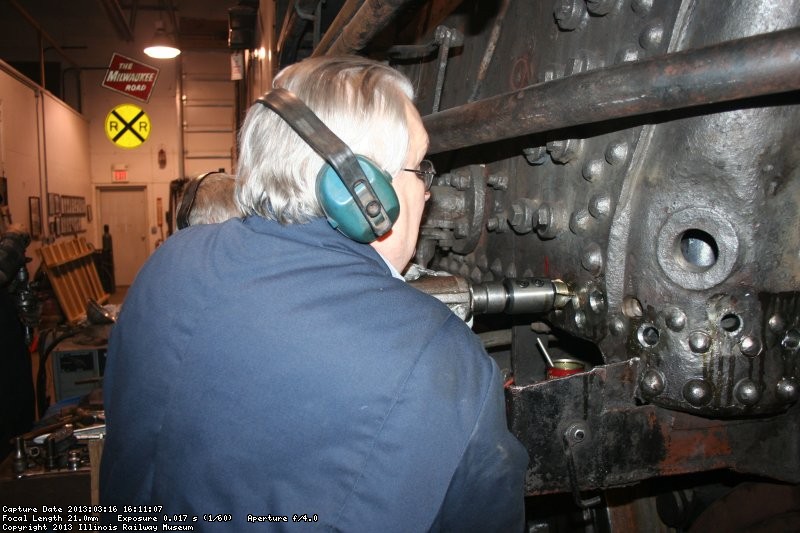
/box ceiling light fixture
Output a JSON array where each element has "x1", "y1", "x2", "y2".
[{"x1": 144, "y1": 20, "x2": 181, "y2": 59}]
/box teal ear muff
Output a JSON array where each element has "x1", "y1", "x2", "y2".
[
  {"x1": 256, "y1": 88, "x2": 400, "y2": 243},
  {"x1": 317, "y1": 155, "x2": 399, "y2": 243}
]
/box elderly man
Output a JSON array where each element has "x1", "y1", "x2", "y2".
[{"x1": 101, "y1": 55, "x2": 527, "y2": 532}]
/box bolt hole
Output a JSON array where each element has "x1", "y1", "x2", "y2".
[
  {"x1": 638, "y1": 324, "x2": 660, "y2": 347},
  {"x1": 679, "y1": 229, "x2": 719, "y2": 272},
  {"x1": 622, "y1": 296, "x2": 643, "y2": 318},
  {"x1": 573, "y1": 429, "x2": 585, "y2": 441},
  {"x1": 720, "y1": 313, "x2": 741, "y2": 333}
]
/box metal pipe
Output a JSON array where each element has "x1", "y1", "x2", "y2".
[
  {"x1": 318, "y1": 0, "x2": 418, "y2": 56},
  {"x1": 312, "y1": 0, "x2": 365, "y2": 57},
  {"x1": 425, "y1": 27, "x2": 800, "y2": 155}
]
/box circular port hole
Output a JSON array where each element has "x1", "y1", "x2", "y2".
[
  {"x1": 720, "y1": 313, "x2": 742, "y2": 333},
  {"x1": 638, "y1": 324, "x2": 660, "y2": 347},
  {"x1": 679, "y1": 229, "x2": 719, "y2": 272}
]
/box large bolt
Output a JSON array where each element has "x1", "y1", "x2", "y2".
[
  {"x1": 548, "y1": 138, "x2": 582, "y2": 164},
  {"x1": 454, "y1": 219, "x2": 470, "y2": 239},
  {"x1": 508, "y1": 200, "x2": 535, "y2": 234},
  {"x1": 535, "y1": 204, "x2": 552, "y2": 233},
  {"x1": 451, "y1": 174, "x2": 472, "y2": 191},
  {"x1": 487, "y1": 174, "x2": 509, "y2": 190}
]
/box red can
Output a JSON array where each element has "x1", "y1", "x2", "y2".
[{"x1": 546, "y1": 358, "x2": 587, "y2": 379}]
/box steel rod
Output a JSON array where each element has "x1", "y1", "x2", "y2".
[
  {"x1": 318, "y1": 0, "x2": 418, "y2": 57},
  {"x1": 425, "y1": 27, "x2": 800, "y2": 155}
]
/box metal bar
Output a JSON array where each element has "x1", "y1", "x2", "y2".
[
  {"x1": 425, "y1": 27, "x2": 800, "y2": 155},
  {"x1": 312, "y1": 0, "x2": 366, "y2": 57},
  {"x1": 318, "y1": 0, "x2": 418, "y2": 57}
]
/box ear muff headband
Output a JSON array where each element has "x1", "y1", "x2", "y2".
[
  {"x1": 176, "y1": 171, "x2": 217, "y2": 230},
  {"x1": 256, "y1": 88, "x2": 396, "y2": 241}
]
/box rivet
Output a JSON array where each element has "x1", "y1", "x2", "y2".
[
  {"x1": 639, "y1": 20, "x2": 664, "y2": 50},
  {"x1": 640, "y1": 369, "x2": 665, "y2": 398},
  {"x1": 776, "y1": 378, "x2": 799, "y2": 403},
  {"x1": 734, "y1": 379, "x2": 761, "y2": 406},
  {"x1": 505, "y1": 262, "x2": 518, "y2": 279},
  {"x1": 581, "y1": 242, "x2": 604, "y2": 276},
  {"x1": 664, "y1": 307, "x2": 687, "y2": 332},
  {"x1": 588, "y1": 195, "x2": 611, "y2": 218},
  {"x1": 553, "y1": 0, "x2": 588, "y2": 31},
  {"x1": 768, "y1": 314, "x2": 786, "y2": 333},
  {"x1": 739, "y1": 336, "x2": 762, "y2": 357},
  {"x1": 631, "y1": 0, "x2": 653, "y2": 16},
  {"x1": 683, "y1": 379, "x2": 712, "y2": 407},
  {"x1": 609, "y1": 315, "x2": 626, "y2": 336},
  {"x1": 574, "y1": 310, "x2": 587, "y2": 329},
  {"x1": 570, "y1": 209, "x2": 592, "y2": 234},
  {"x1": 605, "y1": 140, "x2": 629, "y2": 165},
  {"x1": 582, "y1": 159, "x2": 605, "y2": 182},
  {"x1": 490, "y1": 258, "x2": 503, "y2": 277},
  {"x1": 688, "y1": 331, "x2": 711, "y2": 353},
  {"x1": 470, "y1": 266, "x2": 483, "y2": 284}
]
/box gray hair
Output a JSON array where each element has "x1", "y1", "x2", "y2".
[
  {"x1": 235, "y1": 55, "x2": 415, "y2": 223},
  {"x1": 186, "y1": 173, "x2": 241, "y2": 226}
]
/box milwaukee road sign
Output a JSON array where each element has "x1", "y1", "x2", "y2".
[{"x1": 101, "y1": 53, "x2": 159, "y2": 103}]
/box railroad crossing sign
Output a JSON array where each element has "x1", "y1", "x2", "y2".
[{"x1": 105, "y1": 104, "x2": 151, "y2": 149}]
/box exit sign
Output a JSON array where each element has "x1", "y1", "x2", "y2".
[{"x1": 113, "y1": 169, "x2": 128, "y2": 182}]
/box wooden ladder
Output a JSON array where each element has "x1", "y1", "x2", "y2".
[{"x1": 39, "y1": 237, "x2": 109, "y2": 323}]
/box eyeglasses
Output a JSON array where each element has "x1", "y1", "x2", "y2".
[{"x1": 402, "y1": 160, "x2": 436, "y2": 191}]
